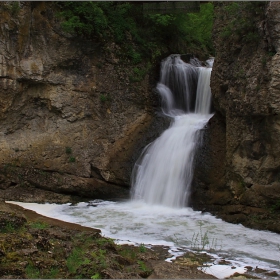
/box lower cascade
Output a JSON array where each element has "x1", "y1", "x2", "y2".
[{"x1": 131, "y1": 55, "x2": 214, "y2": 208}]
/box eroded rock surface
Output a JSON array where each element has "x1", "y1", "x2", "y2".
[
  {"x1": 0, "y1": 2, "x2": 164, "y2": 200},
  {"x1": 192, "y1": 2, "x2": 280, "y2": 233}
]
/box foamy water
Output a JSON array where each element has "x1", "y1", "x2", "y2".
[{"x1": 7, "y1": 200, "x2": 280, "y2": 279}]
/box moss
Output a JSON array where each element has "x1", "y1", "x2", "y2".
[{"x1": 0, "y1": 204, "x2": 216, "y2": 279}]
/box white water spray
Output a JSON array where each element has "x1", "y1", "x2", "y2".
[{"x1": 131, "y1": 55, "x2": 213, "y2": 208}]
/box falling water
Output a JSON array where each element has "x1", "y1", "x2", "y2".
[
  {"x1": 6, "y1": 56, "x2": 280, "y2": 280},
  {"x1": 131, "y1": 55, "x2": 214, "y2": 208}
]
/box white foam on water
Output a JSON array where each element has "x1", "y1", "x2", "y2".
[
  {"x1": 6, "y1": 200, "x2": 280, "y2": 279},
  {"x1": 200, "y1": 264, "x2": 247, "y2": 279}
]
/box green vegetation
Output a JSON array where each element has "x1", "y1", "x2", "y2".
[
  {"x1": 100, "y1": 94, "x2": 111, "y2": 103},
  {"x1": 65, "y1": 146, "x2": 76, "y2": 162},
  {"x1": 28, "y1": 221, "x2": 49, "y2": 229},
  {"x1": 67, "y1": 247, "x2": 88, "y2": 273},
  {"x1": 220, "y1": 2, "x2": 266, "y2": 44},
  {"x1": 65, "y1": 146, "x2": 72, "y2": 154},
  {"x1": 0, "y1": 222, "x2": 16, "y2": 233},
  {"x1": 91, "y1": 273, "x2": 101, "y2": 279},
  {"x1": 191, "y1": 228, "x2": 221, "y2": 252},
  {"x1": 69, "y1": 156, "x2": 76, "y2": 163},
  {"x1": 56, "y1": 2, "x2": 215, "y2": 61},
  {"x1": 25, "y1": 264, "x2": 60, "y2": 278},
  {"x1": 138, "y1": 243, "x2": 147, "y2": 253},
  {"x1": 25, "y1": 264, "x2": 41, "y2": 279},
  {"x1": 3, "y1": 1, "x2": 21, "y2": 15},
  {"x1": 129, "y1": 66, "x2": 150, "y2": 82},
  {"x1": 137, "y1": 260, "x2": 148, "y2": 271}
]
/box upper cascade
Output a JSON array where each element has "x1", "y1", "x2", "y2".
[{"x1": 157, "y1": 55, "x2": 214, "y2": 116}]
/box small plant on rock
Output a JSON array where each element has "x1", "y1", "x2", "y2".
[
  {"x1": 65, "y1": 146, "x2": 72, "y2": 154},
  {"x1": 69, "y1": 156, "x2": 76, "y2": 163}
]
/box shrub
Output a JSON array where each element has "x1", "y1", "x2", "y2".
[{"x1": 56, "y1": 2, "x2": 215, "y2": 61}]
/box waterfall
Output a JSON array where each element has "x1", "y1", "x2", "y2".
[{"x1": 130, "y1": 55, "x2": 213, "y2": 208}]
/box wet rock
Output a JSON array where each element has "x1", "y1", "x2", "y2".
[
  {"x1": 148, "y1": 259, "x2": 216, "y2": 279},
  {"x1": 192, "y1": 2, "x2": 280, "y2": 233},
  {"x1": 265, "y1": 271, "x2": 279, "y2": 277}
]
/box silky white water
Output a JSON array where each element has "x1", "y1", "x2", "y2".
[
  {"x1": 130, "y1": 114, "x2": 211, "y2": 208},
  {"x1": 7, "y1": 200, "x2": 280, "y2": 279},
  {"x1": 131, "y1": 55, "x2": 213, "y2": 208}
]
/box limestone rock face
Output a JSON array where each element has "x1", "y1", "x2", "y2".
[
  {"x1": 0, "y1": 2, "x2": 164, "y2": 200},
  {"x1": 192, "y1": 2, "x2": 280, "y2": 232}
]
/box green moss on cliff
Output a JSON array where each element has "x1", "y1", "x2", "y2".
[{"x1": 218, "y1": 2, "x2": 266, "y2": 45}]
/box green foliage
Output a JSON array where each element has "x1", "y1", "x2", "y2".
[
  {"x1": 11, "y1": 2, "x2": 20, "y2": 15},
  {"x1": 29, "y1": 221, "x2": 48, "y2": 229},
  {"x1": 0, "y1": 222, "x2": 16, "y2": 233},
  {"x1": 26, "y1": 264, "x2": 59, "y2": 279},
  {"x1": 220, "y1": 2, "x2": 266, "y2": 44},
  {"x1": 67, "y1": 247, "x2": 87, "y2": 273},
  {"x1": 138, "y1": 243, "x2": 147, "y2": 253},
  {"x1": 95, "y1": 236, "x2": 114, "y2": 246},
  {"x1": 127, "y1": 47, "x2": 142, "y2": 65},
  {"x1": 137, "y1": 260, "x2": 148, "y2": 271},
  {"x1": 129, "y1": 67, "x2": 148, "y2": 82},
  {"x1": 100, "y1": 94, "x2": 111, "y2": 103},
  {"x1": 91, "y1": 248, "x2": 107, "y2": 269},
  {"x1": 46, "y1": 267, "x2": 60, "y2": 279},
  {"x1": 69, "y1": 156, "x2": 76, "y2": 163},
  {"x1": 25, "y1": 264, "x2": 40, "y2": 279},
  {"x1": 65, "y1": 146, "x2": 72, "y2": 154},
  {"x1": 190, "y1": 224, "x2": 221, "y2": 252},
  {"x1": 100, "y1": 94, "x2": 107, "y2": 102},
  {"x1": 57, "y1": 1, "x2": 139, "y2": 43},
  {"x1": 119, "y1": 246, "x2": 136, "y2": 260},
  {"x1": 57, "y1": 2, "x2": 108, "y2": 36},
  {"x1": 65, "y1": 147, "x2": 75, "y2": 162},
  {"x1": 148, "y1": 14, "x2": 175, "y2": 26},
  {"x1": 145, "y1": 3, "x2": 214, "y2": 54},
  {"x1": 5, "y1": 1, "x2": 21, "y2": 15},
  {"x1": 56, "y1": 2, "x2": 215, "y2": 60},
  {"x1": 91, "y1": 273, "x2": 101, "y2": 279}
]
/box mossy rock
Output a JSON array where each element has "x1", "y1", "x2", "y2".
[{"x1": 0, "y1": 211, "x2": 27, "y2": 232}]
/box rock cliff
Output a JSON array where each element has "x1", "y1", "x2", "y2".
[
  {"x1": 192, "y1": 2, "x2": 280, "y2": 233},
  {"x1": 0, "y1": 2, "x2": 165, "y2": 202}
]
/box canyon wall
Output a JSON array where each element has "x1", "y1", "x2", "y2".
[
  {"x1": 0, "y1": 2, "x2": 165, "y2": 202},
  {"x1": 192, "y1": 2, "x2": 280, "y2": 232}
]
